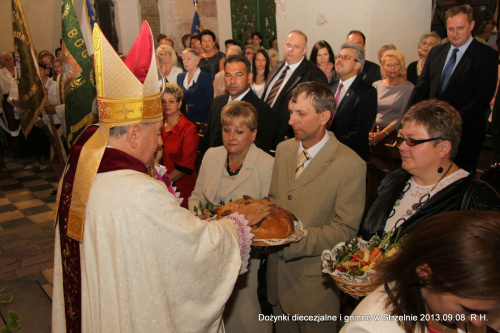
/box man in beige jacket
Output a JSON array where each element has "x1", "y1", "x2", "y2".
[{"x1": 267, "y1": 81, "x2": 366, "y2": 333}]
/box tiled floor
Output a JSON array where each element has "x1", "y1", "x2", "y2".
[
  {"x1": 0, "y1": 156, "x2": 56, "y2": 330},
  {"x1": 0, "y1": 157, "x2": 58, "y2": 282}
]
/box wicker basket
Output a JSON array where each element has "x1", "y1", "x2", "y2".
[{"x1": 328, "y1": 273, "x2": 376, "y2": 297}]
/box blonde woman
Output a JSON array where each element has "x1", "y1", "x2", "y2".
[
  {"x1": 189, "y1": 101, "x2": 274, "y2": 332},
  {"x1": 369, "y1": 50, "x2": 414, "y2": 146},
  {"x1": 156, "y1": 44, "x2": 182, "y2": 84}
]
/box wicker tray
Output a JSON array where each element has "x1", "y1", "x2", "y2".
[
  {"x1": 322, "y1": 238, "x2": 377, "y2": 297},
  {"x1": 328, "y1": 273, "x2": 375, "y2": 297}
]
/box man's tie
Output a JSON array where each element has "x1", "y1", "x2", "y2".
[
  {"x1": 295, "y1": 150, "x2": 311, "y2": 180},
  {"x1": 266, "y1": 65, "x2": 290, "y2": 107},
  {"x1": 332, "y1": 82, "x2": 344, "y2": 120},
  {"x1": 335, "y1": 82, "x2": 343, "y2": 106},
  {"x1": 437, "y1": 48, "x2": 458, "y2": 97}
]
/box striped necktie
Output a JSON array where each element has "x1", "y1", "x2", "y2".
[
  {"x1": 266, "y1": 65, "x2": 290, "y2": 107},
  {"x1": 295, "y1": 150, "x2": 311, "y2": 180}
]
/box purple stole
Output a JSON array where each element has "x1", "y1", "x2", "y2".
[{"x1": 56, "y1": 126, "x2": 147, "y2": 332}]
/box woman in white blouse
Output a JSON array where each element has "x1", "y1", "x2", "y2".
[
  {"x1": 251, "y1": 49, "x2": 270, "y2": 99},
  {"x1": 0, "y1": 51, "x2": 19, "y2": 134},
  {"x1": 156, "y1": 44, "x2": 182, "y2": 84}
]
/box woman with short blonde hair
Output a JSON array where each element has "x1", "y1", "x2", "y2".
[
  {"x1": 189, "y1": 101, "x2": 274, "y2": 333},
  {"x1": 380, "y1": 50, "x2": 406, "y2": 79},
  {"x1": 189, "y1": 100, "x2": 273, "y2": 210},
  {"x1": 156, "y1": 44, "x2": 182, "y2": 84},
  {"x1": 369, "y1": 50, "x2": 414, "y2": 146}
]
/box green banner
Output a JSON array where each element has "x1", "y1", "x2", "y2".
[
  {"x1": 62, "y1": 0, "x2": 96, "y2": 146},
  {"x1": 11, "y1": 0, "x2": 47, "y2": 137}
]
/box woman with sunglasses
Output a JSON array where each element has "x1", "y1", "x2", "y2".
[{"x1": 358, "y1": 100, "x2": 500, "y2": 240}]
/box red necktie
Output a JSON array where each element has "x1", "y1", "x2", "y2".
[
  {"x1": 331, "y1": 82, "x2": 343, "y2": 121},
  {"x1": 335, "y1": 82, "x2": 343, "y2": 106}
]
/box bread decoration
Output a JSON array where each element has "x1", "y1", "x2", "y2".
[{"x1": 215, "y1": 195, "x2": 296, "y2": 239}]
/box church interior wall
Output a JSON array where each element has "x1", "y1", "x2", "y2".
[{"x1": 1, "y1": 0, "x2": 430, "y2": 69}]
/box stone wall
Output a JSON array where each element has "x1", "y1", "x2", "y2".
[
  {"x1": 139, "y1": 0, "x2": 161, "y2": 42},
  {"x1": 159, "y1": 0, "x2": 221, "y2": 55}
]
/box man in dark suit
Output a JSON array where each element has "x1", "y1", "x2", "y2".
[
  {"x1": 329, "y1": 43, "x2": 378, "y2": 161},
  {"x1": 201, "y1": 55, "x2": 274, "y2": 157},
  {"x1": 261, "y1": 30, "x2": 327, "y2": 149},
  {"x1": 346, "y1": 30, "x2": 381, "y2": 86},
  {"x1": 408, "y1": 4, "x2": 498, "y2": 174}
]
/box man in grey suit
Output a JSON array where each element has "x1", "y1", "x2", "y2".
[
  {"x1": 408, "y1": 5, "x2": 498, "y2": 174},
  {"x1": 201, "y1": 55, "x2": 274, "y2": 157},
  {"x1": 267, "y1": 82, "x2": 366, "y2": 332}
]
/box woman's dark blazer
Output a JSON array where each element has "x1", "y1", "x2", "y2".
[
  {"x1": 177, "y1": 70, "x2": 214, "y2": 124},
  {"x1": 358, "y1": 166, "x2": 500, "y2": 240}
]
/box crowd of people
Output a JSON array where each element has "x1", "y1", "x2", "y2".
[
  {"x1": 2, "y1": 3, "x2": 500, "y2": 333},
  {"x1": 1, "y1": 45, "x2": 66, "y2": 174}
]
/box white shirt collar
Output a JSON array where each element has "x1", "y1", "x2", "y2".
[
  {"x1": 298, "y1": 130, "x2": 330, "y2": 164},
  {"x1": 285, "y1": 57, "x2": 305, "y2": 71},
  {"x1": 339, "y1": 74, "x2": 357, "y2": 91},
  {"x1": 336, "y1": 74, "x2": 357, "y2": 104},
  {"x1": 183, "y1": 67, "x2": 201, "y2": 89},
  {"x1": 228, "y1": 87, "x2": 251, "y2": 103}
]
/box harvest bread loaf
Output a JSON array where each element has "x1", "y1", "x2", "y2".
[{"x1": 215, "y1": 195, "x2": 296, "y2": 239}]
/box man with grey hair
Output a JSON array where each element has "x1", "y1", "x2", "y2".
[{"x1": 328, "y1": 42, "x2": 377, "y2": 161}]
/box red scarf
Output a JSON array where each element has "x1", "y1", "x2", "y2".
[{"x1": 319, "y1": 62, "x2": 334, "y2": 81}]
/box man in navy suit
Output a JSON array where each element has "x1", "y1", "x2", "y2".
[
  {"x1": 329, "y1": 43, "x2": 377, "y2": 161},
  {"x1": 408, "y1": 5, "x2": 498, "y2": 174},
  {"x1": 261, "y1": 30, "x2": 327, "y2": 149},
  {"x1": 201, "y1": 55, "x2": 274, "y2": 157}
]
